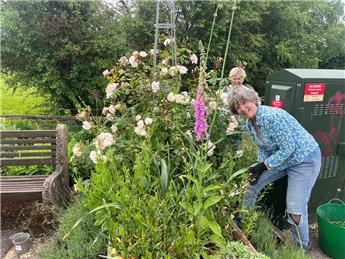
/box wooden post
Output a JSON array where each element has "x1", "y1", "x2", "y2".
[{"x1": 56, "y1": 124, "x2": 69, "y2": 185}]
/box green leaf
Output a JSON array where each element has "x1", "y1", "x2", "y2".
[
  {"x1": 203, "y1": 184, "x2": 223, "y2": 193},
  {"x1": 209, "y1": 233, "x2": 226, "y2": 248},
  {"x1": 203, "y1": 195, "x2": 224, "y2": 210},
  {"x1": 226, "y1": 167, "x2": 247, "y2": 184},
  {"x1": 208, "y1": 220, "x2": 222, "y2": 237},
  {"x1": 160, "y1": 158, "x2": 168, "y2": 195},
  {"x1": 198, "y1": 215, "x2": 209, "y2": 230},
  {"x1": 193, "y1": 201, "x2": 203, "y2": 216}
]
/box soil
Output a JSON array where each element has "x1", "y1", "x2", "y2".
[{"x1": 1, "y1": 201, "x2": 58, "y2": 259}]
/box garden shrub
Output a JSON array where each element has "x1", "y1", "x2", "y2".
[{"x1": 66, "y1": 43, "x2": 259, "y2": 257}]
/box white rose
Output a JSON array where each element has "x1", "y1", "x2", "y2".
[
  {"x1": 82, "y1": 121, "x2": 92, "y2": 130},
  {"x1": 72, "y1": 144, "x2": 82, "y2": 157},
  {"x1": 139, "y1": 51, "x2": 148, "y2": 57},
  {"x1": 135, "y1": 115, "x2": 142, "y2": 121},
  {"x1": 103, "y1": 70, "x2": 110, "y2": 76},
  {"x1": 151, "y1": 81, "x2": 160, "y2": 93},
  {"x1": 89, "y1": 150, "x2": 97, "y2": 164},
  {"x1": 119, "y1": 56, "x2": 128, "y2": 65},
  {"x1": 176, "y1": 65, "x2": 188, "y2": 75},
  {"x1": 144, "y1": 117, "x2": 153, "y2": 125},
  {"x1": 167, "y1": 92, "x2": 176, "y2": 102},
  {"x1": 164, "y1": 38, "x2": 171, "y2": 46},
  {"x1": 111, "y1": 124, "x2": 118, "y2": 133},
  {"x1": 129, "y1": 55, "x2": 138, "y2": 68},
  {"x1": 161, "y1": 67, "x2": 168, "y2": 74},
  {"x1": 96, "y1": 132, "x2": 115, "y2": 151},
  {"x1": 190, "y1": 54, "x2": 198, "y2": 64}
]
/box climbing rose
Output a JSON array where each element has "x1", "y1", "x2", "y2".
[
  {"x1": 105, "y1": 83, "x2": 118, "y2": 99},
  {"x1": 151, "y1": 81, "x2": 160, "y2": 93},
  {"x1": 190, "y1": 54, "x2": 198, "y2": 64},
  {"x1": 82, "y1": 121, "x2": 92, "y2": 130},
  {"x1": 96, "y1": 132, "x2": 115, "y2": 151},
  {"x1": 139, "y1": 51, "x2": 148, "y2": 57},
  {"x1": 72, "y1": 144, "x2": 82, "y2": 157}
]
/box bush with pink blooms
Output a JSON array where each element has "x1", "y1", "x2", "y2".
[{"x1": 67, "y1": 42, "x2": 258, "y2": 257}]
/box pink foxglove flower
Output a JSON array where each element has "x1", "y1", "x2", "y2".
[{"x1": 194, "y1": 85, "x2": 209, "y2": 141}]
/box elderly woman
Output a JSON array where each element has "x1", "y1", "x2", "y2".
[{"x1": 228, "y1": 86, "x2": 321, "y2": 251}]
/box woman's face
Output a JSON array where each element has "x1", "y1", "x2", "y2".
[
  {"x1": 236, "y1": 101, "x2": 257, "y2": 119},
  {"x1": 231, "y1": 74, "x2": 243, "y2": 85}
]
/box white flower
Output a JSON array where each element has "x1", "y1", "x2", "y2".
[
  {"x1": 119, "y1": 56, "x2": 128, "y2": 65},
  {"x1": 226, "y1": 123, "x2": 237, "y2": 135},
  {"x1": 144, "y1": 117, "x2": 153, "y2": 125},
  {"x1": 162, "y1": 58, "x2": 169, "y2": 66},
  {"x1": 220, "y1": 90, "x2": 229, "y2": 105},
  {"x1": 132, "y1": 51, "x2": 139, "y2": 56},
  {"x1": 134, "y1": 123, "x2": 147, "y2": 136},
  {"x1": 190, "y1": 54, "x2": 198, "y2": 64},
  {"x1": 149, "y1": 49, "x2": 158, "y2": 55},
  {"x1": 103, "y1": 70, "x2": 110, "y2": 76},
  {"x1": 161, "y1": 67, "x2": 168, "y2": 74},
  {"x1": 105, "y1": 83, "x2": 118, "y2": 99},
  {"x1": 89, "y1": 150, "x2": 98, "y2": 163},
  {"x1": 111, "y1": 124, "x2": 118, "y2": 133},
  {"x1": 96, "y1": 132, "x2": 115, "y2": 151},
  {"x1": 209, "y1": 101, "x2": 217, "y2": 110},
  {"x1": 137, "y1": 119, "x2": 145, "y2": 128},
  {"x1": 72, "y1": 144, "x2": 82, "y2": 157},
  {"x1": 164, "y1": 38, "x2": 172, "y2": 46},
  {"x1": 176, "y1": 65, "x2": 188, "y2": 75},
  {"x1": 175, "y1": 94, "x2": 184, "y2": 104},
  {"x1": 151, "y1": 81, "x2": 160, "y2": 93},
  {"x1": 135, "y1": 115, "x2": 142, "y2": 121},
  {"x1": 186, "y1": 112, "x2": 191, "y2": 118},
  {"x1": 128, "y1": 55, "x2": 138, "y2": 68},
  {"x1": 82, "y1": 121, "x2": 92, "y2": 130},
  {"x1": 139, "y1": 51, "x2": 148, "y2": 57},
  {"x1": 167, "y1": 92, "x2": 176, "y2": 102},
  {"x1": 169, "y1": 66, "x2": 177, "y2": 76},
  {"x1": 207, "y1": 141, "x2": 216, "y2": 156}
]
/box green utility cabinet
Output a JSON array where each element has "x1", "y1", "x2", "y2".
[{"x1": 264, "y1": 69, "x2": 345, "y2": 223}]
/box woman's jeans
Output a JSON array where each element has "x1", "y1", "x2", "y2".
[{"x1": 243, "y1": 148, "x2": 321, "y2": 250}]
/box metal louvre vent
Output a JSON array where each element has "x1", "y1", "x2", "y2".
[
  {"x1": 313, "y1": 104, "x2": 327, "y2": 116},
  {"x1": 319, "y1": 155, "x2": 339, "y2": 179},
  {"x1": 327, "y1": 103, "x2": 344, "y2": 115},
  {"x1": 312, "y1": 104, "x2": 345, "y2": 116}
]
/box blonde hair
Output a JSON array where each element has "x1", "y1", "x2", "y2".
[
  {"x1": 228, "y1": 85, "x2": 261, "y2": 114},
  {"x1": 229, "y1": 67, "x2": 247, "y2": 80}
]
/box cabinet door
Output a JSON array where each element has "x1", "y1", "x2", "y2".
[{"x1": 296, "y1": 82, "x2": 345, "y2": 214}]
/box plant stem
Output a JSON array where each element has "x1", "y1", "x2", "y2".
[
  {"x1": 206, "y1": 4, "x2": 219, "y2": 65},
  {"x1": 221, "y1": 0, "x2": 237, "y2": 79}
]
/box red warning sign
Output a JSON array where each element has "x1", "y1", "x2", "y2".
[
  {"x1": 304, "y1": 83, "x2": 325, "y2": 102},
  {"x1": 271, "y1": 100, "x2": 283, "y2": 108}
]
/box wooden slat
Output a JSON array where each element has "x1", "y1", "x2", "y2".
[
  {"x1": 0, "y1": 175, "x2": 47, "y2": 181},
  {"x1": 0, "y1": 131, "x2": 56, "y2": 138},
  {"x1": 0, "y1": 152, "x2": 55, "y2": 158},
  {"x1": 0, "y1": 158, "x2": 55, "y2": 166},
  {"x1": 0, "y1": 145, "x2": 56, "y2": 151},
  {"x1": 0, "y1": 139, "x2": 56, "y2": 145}
]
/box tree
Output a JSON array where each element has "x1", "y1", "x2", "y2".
[{"x1": 1, "y1": 0, "x2": 128, "y2": 113}]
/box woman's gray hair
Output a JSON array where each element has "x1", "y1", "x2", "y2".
[{"x1": 228, "y1": 85, "x2": 261, "y2": 114}]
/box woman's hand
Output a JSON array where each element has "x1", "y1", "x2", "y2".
[{"x1": 248, "y1": 162, "x2": 268, "y2": 185}]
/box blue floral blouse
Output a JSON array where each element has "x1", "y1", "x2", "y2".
[{"x1": 246, "y1": 105, "x2": 319, "y2": 170}]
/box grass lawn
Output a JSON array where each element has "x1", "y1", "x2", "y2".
[{"x1": 0, "y1": 75, "x2": 50, "y2": 115}]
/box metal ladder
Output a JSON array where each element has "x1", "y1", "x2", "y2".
[{"x1": 153, "y1": 0, "x2": 177, "y2": 81}]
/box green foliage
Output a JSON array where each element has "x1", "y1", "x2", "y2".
[
  {"x1": 1, "y1": 0, "x2": 129, "y2": 112},
  {"x1": 40, "y1": 198, "x2": 106, "y2": 259},
  {"x1": 250, "y1": 212, "x2": 277, "y2": 256},
  {"x1": 219, "y1": 241, "x2": 269, "y2": 259},
  {"x1": 66, "y1": 45, "x2": 259, "y2": 257},
  {"x1": 2, "y1": 165, "x2": 53, "y2": 176}
]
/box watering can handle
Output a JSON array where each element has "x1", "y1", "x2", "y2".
[{"x1": 326, "y1": 198, "x2": 345, "y2": 205}]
